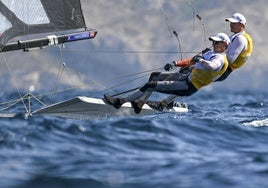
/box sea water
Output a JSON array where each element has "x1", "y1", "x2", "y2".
[{"x1": 0, "y1": 90, "x2": 267, "y2": 188}]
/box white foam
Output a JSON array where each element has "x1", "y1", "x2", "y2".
[{"x1": 243, "y1": 118, "x2": 268, "y2": 127}]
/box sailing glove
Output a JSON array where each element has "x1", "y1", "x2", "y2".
[
  {"x1": 164, "y1": 61, "x2": 177, "y2": 71},
  {"x1": 192, "y1": 55, "x2": 203, "y2": 62}
]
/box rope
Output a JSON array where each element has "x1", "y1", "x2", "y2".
[
  {"x1": 50, "y1": 45, "x2": 66, "y2": 103},
  {"x1": 54, "y1": 50, "x2": 199, "y2": 54},
  {"x1": 111, "y1": 87, "x2": 140, "y2": 97},
  {"x1": 0, "y1": 93, "x2": 47, "y2": 112},
  {"x1": 157, "y1": 0, "x2": 183, "y2": 60},
  {"x1": 101, "y1": 67, "x2": 162, "y2": 83},
  {"x1": 0, "y1": 65, "x2": 163, "y2": 111},
  {"x1": 0, "y1": 53, "x2": 29, "y2": 113},
  {"x1": 187, "y1": 0, "x2": 208, "y2": 47},
  {"x1": 50, "y1": 62, "x2": 66, "y2": 103},
  {"x1": 90, "y1": 71, "x2": 152, "y2": 97},
  {"x1": 0, "y1": 99, "x2": 22, "y2": 112}
]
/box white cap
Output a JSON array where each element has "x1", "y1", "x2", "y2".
[
  {"x1": 225, "y1": 13, "x2": 246, "y2": 25},
  {"x1": 209, "y1": 33, "x2": 230, "y2": 45}
]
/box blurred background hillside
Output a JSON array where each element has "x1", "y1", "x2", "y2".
[{"x1": 0, "y1": 0, "x2": 266, "y2": 95}]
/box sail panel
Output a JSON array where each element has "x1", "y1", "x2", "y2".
[
  {"x1": 0, "y1": 12, "x2": 12, "y2": 35},
  {"x1": 2, "y1": 0, "x2": 49, "y2": 25},
  {"x1": 0, "y1": 0, "x2": 86, "y2": 47}
]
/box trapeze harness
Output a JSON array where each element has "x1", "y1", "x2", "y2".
[{"x1": 190, "y1": 53, "x2": 229, "y2": 89}]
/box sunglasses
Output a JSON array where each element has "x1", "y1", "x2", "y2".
[{"x1": 212, "y1": 41, "x2": 222, "y2": 45}]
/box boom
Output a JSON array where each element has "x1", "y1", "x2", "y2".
[{"x1": 0, "y1": 30, "x2": 97, "y2": 52}]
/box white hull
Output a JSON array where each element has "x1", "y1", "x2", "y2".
[{"x1": 32, "y1": 96, "x2": 188, "y2": 119}]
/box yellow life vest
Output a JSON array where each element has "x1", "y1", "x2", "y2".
[
  {"x1": 229, "y1": 32, "x2": 253, "y2": 70},
  {"x1": 190, "y1": 55, "x2": 229, "y2": 89}
]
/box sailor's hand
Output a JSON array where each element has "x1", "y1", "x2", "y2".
[
  {"x1": 192, "y1": 55, "x2": 203, "y2": 62},
  {"x1": 164, "y1": 61, "x2": 176, "y2": 71}
]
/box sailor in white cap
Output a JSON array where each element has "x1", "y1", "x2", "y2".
[
  {"x1": 104, "y1": 33, "x2": 230, "y2": 113},
  {"x1": 216, "y1": 13, "x2": 253, "y2": 81}
]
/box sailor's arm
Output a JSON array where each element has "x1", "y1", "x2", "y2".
[
  {"x1": 227, "y1": 35, "x2": 247, "y2": 63},
  {"x1": 199, "y1": 55, "x2": 223, "y2": 70},
  {"x1": 164, "y1": 55, "x2": 201, "y2": 71}
]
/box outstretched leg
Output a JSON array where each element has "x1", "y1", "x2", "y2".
[
  {"x1": 131, "y1": 90, "x2": 153, "y2": 114},
  {"x1": 146, "y1": 94, "x2": 177, "y2": 111}
]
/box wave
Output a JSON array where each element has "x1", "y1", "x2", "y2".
[{"x1": 243, "y1": 118, "x2": 268, "y2": 127}]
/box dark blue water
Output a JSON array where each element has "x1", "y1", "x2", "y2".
[{"x1": 0, "y1": 90, "x2": 268, "y2": 188}]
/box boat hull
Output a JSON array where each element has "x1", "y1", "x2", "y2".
[{"x1": 32, "y1": 96, "x2": 188, "y2": 119}]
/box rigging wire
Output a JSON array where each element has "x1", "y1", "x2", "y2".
[
  {"x1": 51, "y1": 62, "x2": 66, "y2": 103},
  {"x1": 0, "y1": 93, "x2": 47, "y2": 112},
  {"x1": 101, "y1": 67, "x2": 162, "y2": 83},
  {"x1": 157, "y1": 0, "x2": 184, "y2": 60},
  {"x1": 89, "y1": 73, "x2": 149, "y2": 98},
  {"x1": 0, "y1": 66, "x2": 158, "y2": 110},
  {"x1": 0, "y1": 53, "x2": 29, "y2": 113},
  {"x1": 50, "y1": 45, "x2": 67, "y2": 103},
  {"x1": 187, "y1": 0, "x2": 208, "y2": 47},
  {"x1": 158, "y1": 0, "x2": 209, "y2": 51},
  {"x1": 55, "y1": 50, "x2": 199, "y2": 54},
  {"x1": 89, "y1": 66, "x2": 165, "y2": 97},
  {"x1": 53, "y1": 67, "x2": 162, "y2": 97}
]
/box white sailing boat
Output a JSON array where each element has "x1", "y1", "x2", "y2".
[{"x1": 0, "y1": 0, "x2": 188, "y2": 119}]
